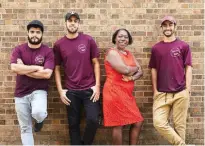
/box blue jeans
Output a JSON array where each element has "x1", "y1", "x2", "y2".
[
  {"x1": 15, "y1": 90, "x2": 47, "y2": 146},
  {"x1": 66, "y1": 88, "x2": 100, "y2": 145}
]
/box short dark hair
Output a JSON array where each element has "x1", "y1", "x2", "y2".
[{"x1": 112, "y1": 29, "x2": 133, "y2": 45}]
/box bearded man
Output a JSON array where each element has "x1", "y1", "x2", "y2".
[
  {"x1": 149, "y1": 16, "x2": 192, "y2": 145},
  {"x1": 53, "y1": 12, "x2": 100, "y2": 145},
  {"x1": 10, "y1": 20, "x2": 54, "y2": 145}
]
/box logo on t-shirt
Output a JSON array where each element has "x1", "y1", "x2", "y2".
[
  {"x1": 78, "y1": 44, "x2": 87, "y2": 53},
  {"x1": 35, "y1": 55, "x2": 45, "y2": 65},
  {"x1": 170, "y1": 48, "x2": 181, "y2": 57}
]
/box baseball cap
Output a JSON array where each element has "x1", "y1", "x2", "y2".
[
  {"x1": 161, "y1": 16, "x2": 176, "y2": 25},
  {"x1": 65, "y1": 11, "x2": 80, "y2": 21},
  {"x1": 27, "y1": 20, "x2": 44, "y2": 32}
]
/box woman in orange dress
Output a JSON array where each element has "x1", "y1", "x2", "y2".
[{"x1": 103, "y1": 29, "x2": 144, "y2": 145}]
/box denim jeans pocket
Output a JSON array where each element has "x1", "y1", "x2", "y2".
[{"x1": 84, "y1": 88, "x2": 93, "y2": 97}]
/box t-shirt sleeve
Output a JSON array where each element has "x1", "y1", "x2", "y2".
[
  {"x1": 10, "y1": 47, "x2": 21, "y2": 64},
  {"x1": 90, "y1": 38, "x2": 100, "y2": 59},
  {"x1": 53, "y1": 43, "x2": 62, "y2": 66},
  {"x1": 44, "y1": 49, "x2": 55, "y2": 70},
  {"x1": 148, "y1": 48, "x2": 157, "y2": 68},
  {"x1": 183, "y1": 44, "x2": 192, "y2": 66}
]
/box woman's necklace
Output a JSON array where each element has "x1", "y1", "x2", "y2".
[{"x1": 119, "y1": 49, "x2": 127, "y2": 55}]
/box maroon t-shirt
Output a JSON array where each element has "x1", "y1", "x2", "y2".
[
  {"x1": 10, "y1": 43, "x2": 55, "y2": 97},
  {"x1": 53, "y1": 33, "x2": 99, "y2": 90},
  {"x1": 149, "y1": 39, "x2": 192, "y2": 92}
]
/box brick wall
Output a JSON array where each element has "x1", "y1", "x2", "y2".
[{"x1": 0, "y1": 0, "x2": 204, "y2": 145}]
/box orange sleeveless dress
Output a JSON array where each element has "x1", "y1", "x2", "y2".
[{"x1": 103, "y1": 48, "x2": 144, "y2": 126}]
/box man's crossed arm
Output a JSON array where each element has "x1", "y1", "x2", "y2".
[{"x1": 11, "y1": 59, "x2": 53, "y2": 79}]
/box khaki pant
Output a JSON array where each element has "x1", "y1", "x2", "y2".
[{"x1": 153, "y1": 89, "x2": 190, "y2": 145}]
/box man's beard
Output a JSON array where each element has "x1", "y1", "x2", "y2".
[
  {"x1": 163, "y1": 30, "x2": 175, "y2": 37},
  {"x1": 66, "y1": 26, "x2": 78, "y2": 34},
  {"x1": 28, "y1": 36, "x2": 42, "y2": 45}
]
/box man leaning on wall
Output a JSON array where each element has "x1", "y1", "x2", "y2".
[
  {"x1": 10, "y1": 20, "x2": 55, "y2": 146},
  {"x1": 53, "y1": 11, "x2": 101, "y2": 145},
  {"x1": 149, "y1": 16, "x2": 192, "y2": 145}
]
